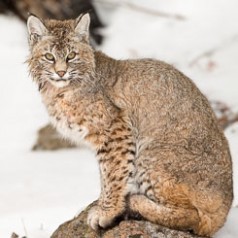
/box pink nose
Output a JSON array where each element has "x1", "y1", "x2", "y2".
[{"x1": 57, "y1": 71, "x2": 66, "y2": 77}]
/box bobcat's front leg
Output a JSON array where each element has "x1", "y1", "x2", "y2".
[{"x1": 87, "y1": 121, "x2": 136, "y2": 230}]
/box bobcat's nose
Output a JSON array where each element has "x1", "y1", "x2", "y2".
[{"x1": 56, "y1": 71, "x2": 66, "y2": 78}]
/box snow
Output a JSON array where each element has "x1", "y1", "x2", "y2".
[{"x1": 0, "y1": 0, "x2": 238, "y2": 237}]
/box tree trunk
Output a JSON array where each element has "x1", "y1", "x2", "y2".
[{"x1": 0, "y1": 0, "x2": 103, "y2": 44}]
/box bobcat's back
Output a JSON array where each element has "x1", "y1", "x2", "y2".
[{"x1": 96, "y1": 51, "x2": 232, "y2": 196}]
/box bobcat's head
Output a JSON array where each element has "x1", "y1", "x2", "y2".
[{"x1": 27, "y1": 14, "x2": 95, "y2": 88}]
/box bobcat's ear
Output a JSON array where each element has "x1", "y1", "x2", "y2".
[
  {"x1": 75, "y1": 13, "x2": 90, "y2": 42},
  {"x1": 27, "y1": 15, "x2": 48, "y2": 45}
]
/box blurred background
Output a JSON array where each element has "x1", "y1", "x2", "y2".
[{"x1": 0, "y1": 0, "x2": 238, "y2": 237}]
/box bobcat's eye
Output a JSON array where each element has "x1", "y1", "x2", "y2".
[
  {"x1": 45, "y1": 53, "x2": 55, "y2": 61},
  {"x1": 67, "y1": 52, "x2": 76, "y2": 61}
]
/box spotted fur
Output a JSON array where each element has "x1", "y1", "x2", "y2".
[{"x1": 27, "y1": 14, "x2": 233, "y2": 236}]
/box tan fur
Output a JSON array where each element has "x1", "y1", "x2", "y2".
[{"x1": 27, "y1": 14, "x2": 233, "y2": 236}]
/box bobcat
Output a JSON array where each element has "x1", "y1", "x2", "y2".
[{"x1": 27, "y1": 14, "x2": 233, "y2": 236}]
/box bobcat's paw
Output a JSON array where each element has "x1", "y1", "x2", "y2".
[{"x1": 87, "y1": 205, "x2": 123, "y2": 230}]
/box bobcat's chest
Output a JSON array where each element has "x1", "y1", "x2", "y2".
[
  {"x1": 42, "y1": 84, "x2": 90, "y2": 145},
  {"x1": 50, "y1": 114, "x2": 88, "y2": 146}
]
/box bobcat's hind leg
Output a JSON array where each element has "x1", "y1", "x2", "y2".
[{"x1": 128, "y1": 195, "x2": 201, "y2": 235}]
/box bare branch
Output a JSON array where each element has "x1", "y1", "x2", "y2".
[
  {"x1": 124, "y1": 2, "x2": 186, "y2": 20},
  {"x1": 21, "y1": 218, "x2": 28, "y2": 238},
  {"x1": 189, "y1": 34, "x2": 238, "y2": 67},
  {"x1": 94, "y1": 0, "x2": 186, "y2": 20}
]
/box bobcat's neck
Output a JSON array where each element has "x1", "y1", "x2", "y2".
[{"x1": 94, "y1": 51, "x2": 119, "y2": 88}]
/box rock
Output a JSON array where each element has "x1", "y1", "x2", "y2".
[
  {"x1": 10, "y1": 233, "x2": 26, "y2": 238},
  {"x1": 10, "y1": 233, "x2": 19, "y2": 238},
  {"x1": 32, "y1": 124, "x2": 76, "y2": 151},
  {"x1": 51, "y1": 202, "x2": 206, "y2": 238},
  {"x1": 211, "y1": 100, "x2": 238, "y2": 129}
]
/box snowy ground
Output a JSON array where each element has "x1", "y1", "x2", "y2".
[{"x1": 0, "y1": 0, "x2": 238, "y2": 237}]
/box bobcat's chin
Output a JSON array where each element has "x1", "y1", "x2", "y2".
[{"x1": 48, "y1": 78, "x2": 70, "y2": 88}]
